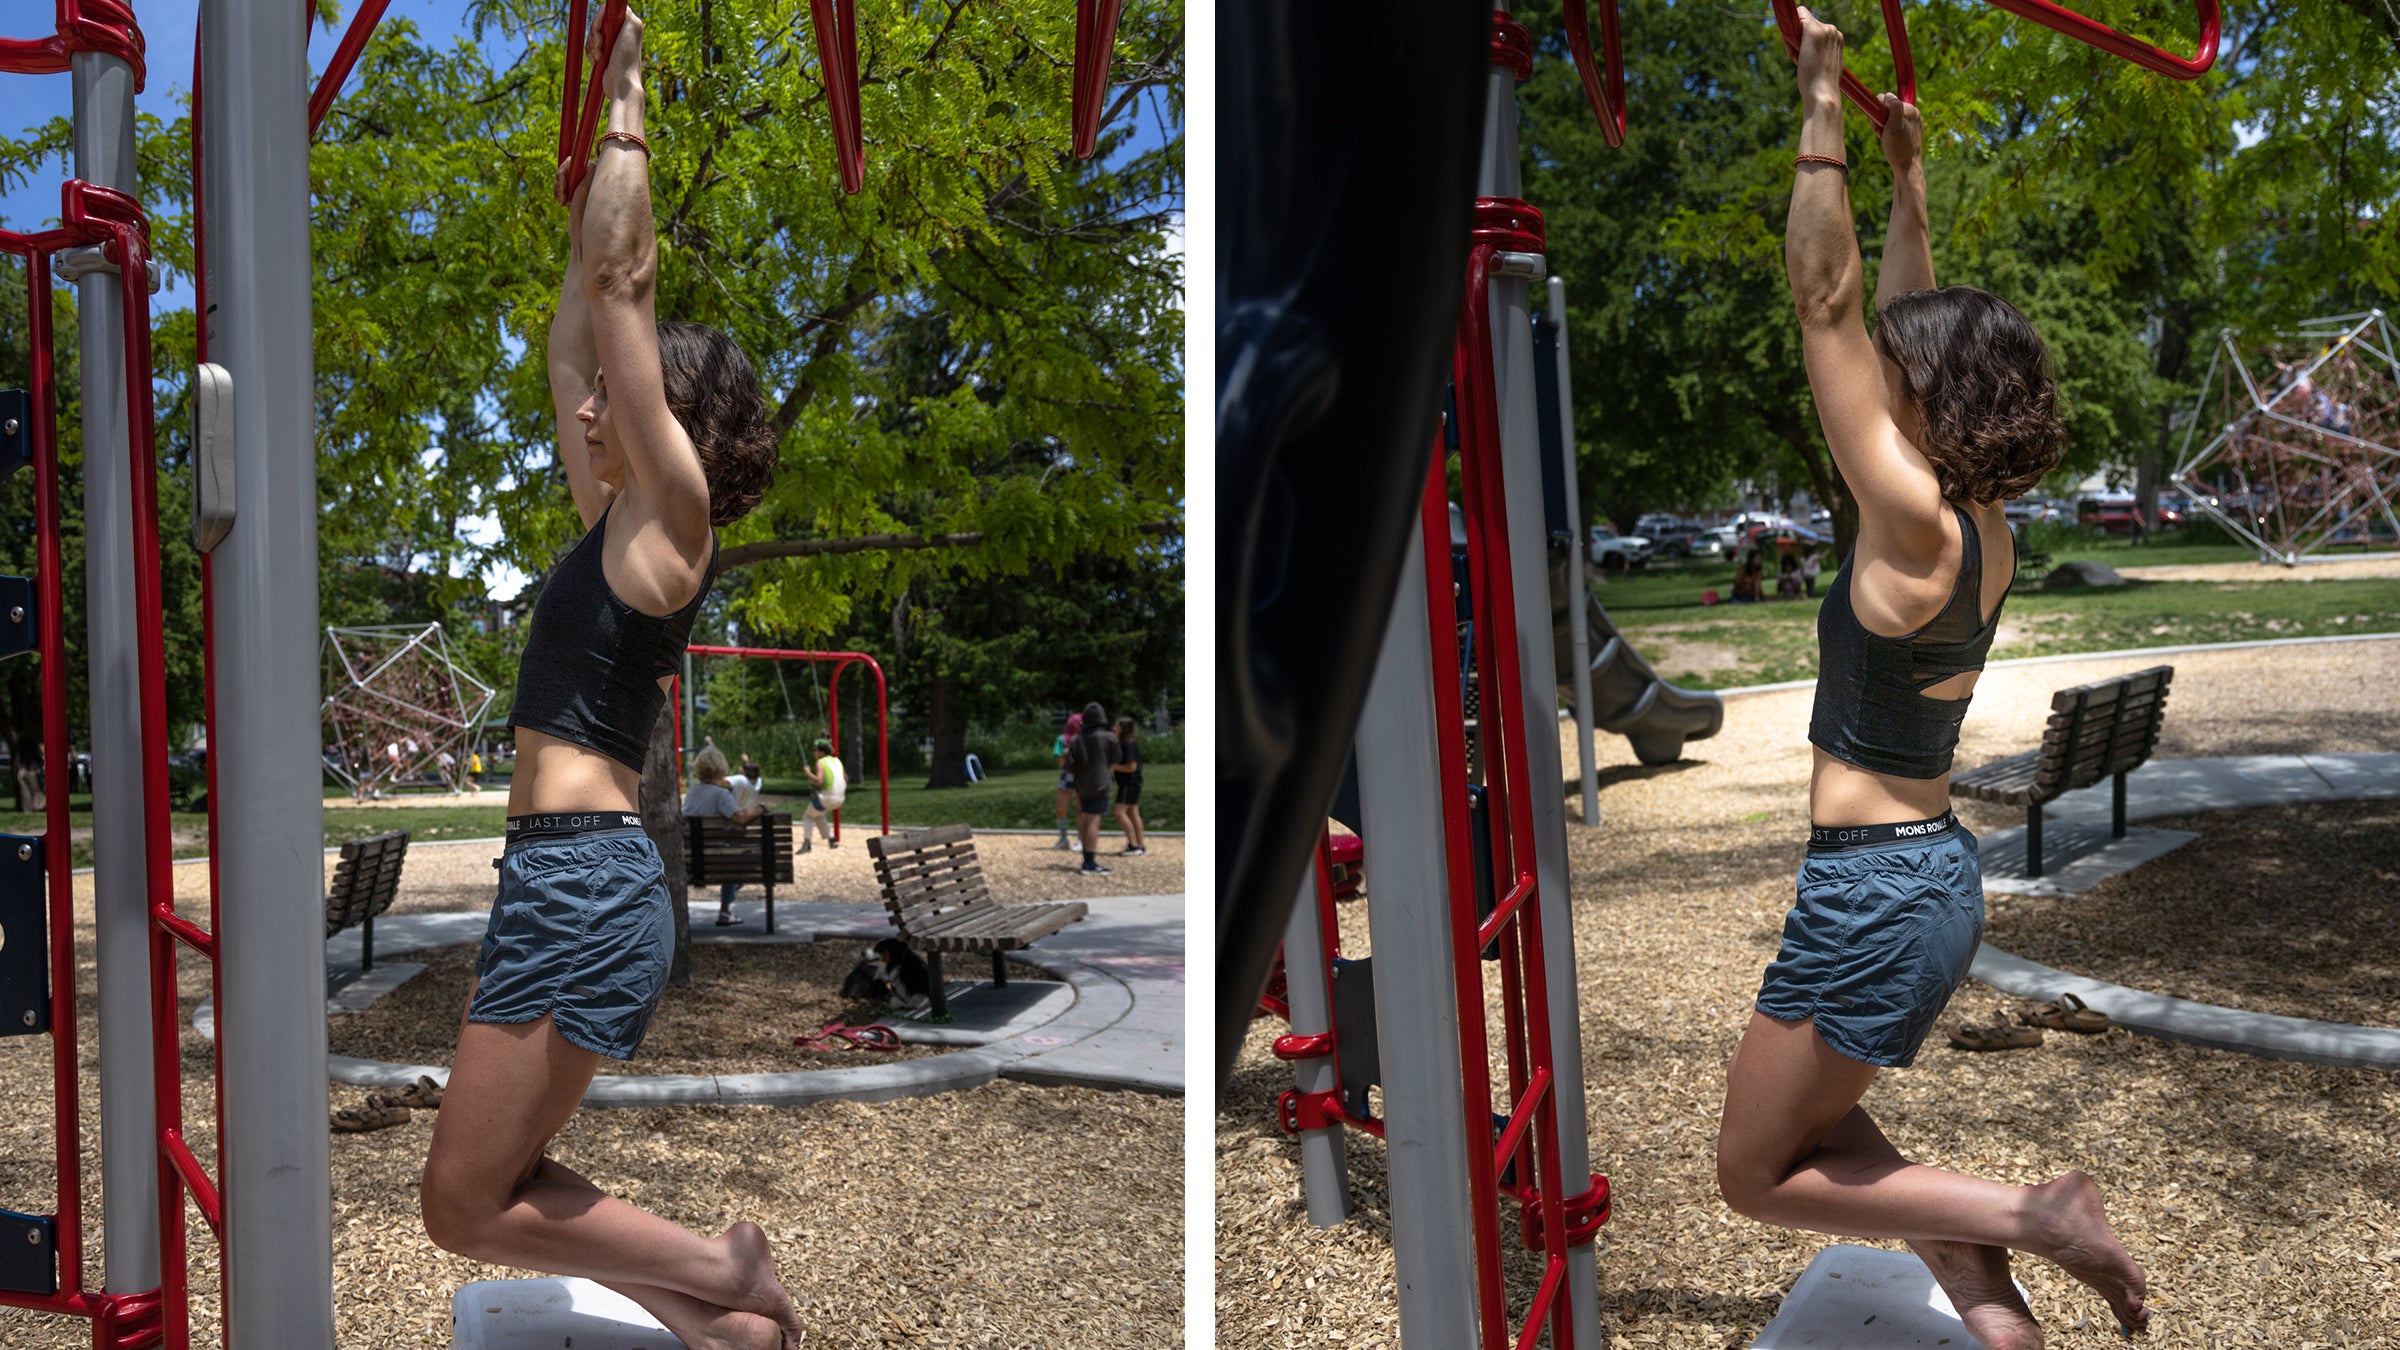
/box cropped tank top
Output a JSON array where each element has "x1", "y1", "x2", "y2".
[
  {"x1": 1807, "y1": 505, "x2": 2008, "y2": 780},
  {"x1": 510, "y1": 504, "x2": 717, "y2": 772}
]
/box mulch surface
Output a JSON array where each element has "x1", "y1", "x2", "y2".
[
  {"x1": 1219, "y1": 638, "x2": 2400, "y2": 1350},
  {"x1": 1987, "y1": 798, "x2": 2400, "y2": 1029},
  {"x1": 0, "y1": 834, "x2": 1184, "y2": 1347},
  {"x1": 327, "y1": 940, "x2": 955, "y2": 1075}
]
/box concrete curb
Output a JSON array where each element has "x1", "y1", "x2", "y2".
[
  {"x1": 1969, "y1": 751, "x2": 2400, "y2": 1070},
  {"x1": 1710, "y1": 630, "x2": 2400, "y2": 699}
]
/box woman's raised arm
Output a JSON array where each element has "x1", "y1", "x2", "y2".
[
  {"x1": 579, "y1": 11, "x2": 712, "y2": 548},
  {"x1": 1784, "y1": 8, "x2": 1945, "y2": 546}
]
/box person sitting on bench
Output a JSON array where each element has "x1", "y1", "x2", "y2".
[{"x1": 684, "y1": 740, "x2": 765, "y2": 926}]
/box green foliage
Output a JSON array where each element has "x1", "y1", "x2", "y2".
[{"x1": 1517, "y1": 0, "x2": 2400, "y2": 533}]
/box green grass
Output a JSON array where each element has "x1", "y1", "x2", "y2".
[
  {"x1": 756, "y1": 764, "x2": 1184, "y2": 833},
  {"x1": 1603, "y1": 570, "x2": 2400, "y2": 690}
]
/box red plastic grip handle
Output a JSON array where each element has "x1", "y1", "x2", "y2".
[
  {"x1": 1982, "y1": 0, "x2": 2219, "y2": 78},
  {"x1": 1563, "y1": 0, "x2": 1628, "y2": 148},
  {"x1": 1771, "y1": 0, "x2": 1917, "y2": 132},
  {"x1": 807, "y1": 0, "x2": 865, "y2": 194},
  {"x1": 558, "y1": 0, "x2": 630, "y2": 203},
  {"x1": 1071, "y1": 0, "x2": 1123, "y2": 159}
]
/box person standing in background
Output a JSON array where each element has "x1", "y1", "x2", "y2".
[
  {"x1": 1065, "y1": 702, "x2": 1121, "y2": 875},
  {"x1": 682, "y1": 746, "x2": 763, "y2": 926},
  {"x1": 1111, "y1": 715, "x2": 1148, "y2": 855},
  {"x1": 1051, "y1": 711, "x2": 1084, "y2": 851}
]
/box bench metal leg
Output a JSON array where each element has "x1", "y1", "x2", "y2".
[
  {"x1": 991, "y1": 950, "x2": 1008, "y2": 989},
  {"x1": 927, "y1": 950, "x2": 948, "y2": 1018},
  {"x1": 765, "y1": 881, "x2": 776, "y2": 936},
  {"x1": 2026, "y1": 804, "x2": 2043, "y2": 879},
  {"x1": 361, "y1": 914, "x2": 374, "y2": 972},
  {"x1": 2112, "y1": 772, "x2": 2128, "y2": 839}
]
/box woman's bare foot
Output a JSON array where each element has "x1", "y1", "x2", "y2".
[
  {"x1": 722, "y1": 1220, "x2": 806, "y2": 1348},
  {"x1": 607, "y1": 1282, "x2": 781, "y2": 1350},
  {"x1": 1911, "y1": 1239, "x2": 2043, "y2": 1350},
  {"x1": 2026, "y1": 1172, "x2": 2150, "y2": 1334}
]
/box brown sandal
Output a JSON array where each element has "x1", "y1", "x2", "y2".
[
  {"x1": 386, "y1": 1075, "x2": 445, "y2": 1110},
  {"x1": 1948, "y1": 1020, "x2": 2044, "y2": 1051},
  {"x1": 2018, "y1": 992, "x2": 2111, "y2": 1034},
  {"x1": 331, "y1": 1093, "x2": 412, "y2": 1133}
]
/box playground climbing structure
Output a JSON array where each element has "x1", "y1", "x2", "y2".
[
  {"x1": 2173, "y1": 311, "x2": 2400, "y2": 565},
  {"x1": 320, "y1": 623, "x2": 499, "y2": 800}
]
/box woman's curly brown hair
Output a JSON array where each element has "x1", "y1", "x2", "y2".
[
  {"x1": 1874, "y1": 287, "x2": 2065, "y2": 505},
  {"x1": 657, "y1": 321, "x2": 776, "y2": 526}
]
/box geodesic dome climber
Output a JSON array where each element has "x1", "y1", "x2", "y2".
[
  {"x1": 320, "y1": 623, "x2": 498, "y2": 799},
  {"x1": 2172, "y1": 311, "x2": 2400, "y2": 565}
]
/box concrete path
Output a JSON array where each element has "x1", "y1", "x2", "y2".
[
  {"x1": 207, "y1": 893, "x2": 1185, "y2": 1105},
  {"x1": 1969, "y1": 752, "x2": 2400, "y2": 1070},
  {"x1": 1750, "y1": 1245, "x2": 2014, "y2": 1348}
]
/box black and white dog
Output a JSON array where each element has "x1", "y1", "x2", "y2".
[{"x1": 840, "y1": 938, "x2": 934, "y2": 1011}]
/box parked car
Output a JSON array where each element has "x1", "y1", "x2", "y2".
[
  {"x1": 1629, "y1": 517, "x2": 1716, "y2": 558},
  {"x1": 2077, "y1": 494, "x2": 2184, "y2": 535},
  {"x1": 1588, "y1": 525, "x2": 1653, "y2": 571}
]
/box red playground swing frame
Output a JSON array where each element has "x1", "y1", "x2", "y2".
[{"x1": 679, "y1": 644, "x2": 891, "y2": 842}]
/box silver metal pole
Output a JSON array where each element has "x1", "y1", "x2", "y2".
[
  {"x1": 1279, "y1": 869, "x2": 1351, "y2": 1226},
  {"x1": 203, "y1": 0, "x2": 335, "y2": 1338},
  {"x1": 1549, "y1": 277, "x2": 1599, "y2": 829},
  {"x1": 1483, "y1": 39, "x2": 1607, "y2": 1350},
  {"x1": 70, "y1": 45, "x2": 161, "y2": 1298},
  {"x1": 1358, "y1": 512, "x2": 1481, "y2": 1348}
]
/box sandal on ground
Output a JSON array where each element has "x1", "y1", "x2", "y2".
[
  {"x1": 1948, "y1": 1020, "x2": 2044, "y2": 1051},
  {"x1": 715, "y1": 913, "x2": 742, "y2": 926},
  {"x1": 386, "y1": 1075, "x2": 445, "y2": 1110},
  {"x1": 2018, "y1": 991, "x2": 2111, "y2": 1034},
  {"x1": 793, "y1": 1021, "x2": 904, "y2": 1053},
  {"x1": 331, "y1": 1094, "x2": 412, "y2": 1132}
]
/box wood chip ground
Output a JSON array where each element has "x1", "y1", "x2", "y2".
[
  {"x1": 1218, "y1": 639, "x2": 2400, "y2": 1349},
  {"x1": 0, "y1": 834, "x2": 1184, "y2": 1347}
]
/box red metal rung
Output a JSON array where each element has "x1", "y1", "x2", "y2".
[
  {"x1": 558, "y1": 0, "x2": 631, "y2": 202},
  {"x1": 1770, "y1": 0, "x2": 1916, "y2": 131},
  {"x1": 1563, "y1": 0, "x2": 1628, "y2": 147},
  {"x1": 153, "y1": 904, "x2": 215, "y2": 960},
  {"x1": 1982, "y1": 0, "x2": 2219, "y2": 78},
  {"x1": 308, "y1": 0, "x2": 396, "y2": 136},
  {"x1": 1070, "y1": 0, "x2": 1123, "y2": 158},
  {"x1": 1477, "y1": 871, "x2": 1536, "y2": 949},
  {"x1": 160, "y1": 1129, "x2": 222, "y2": 1234},
  {"x1": 806, "y1": 0, "x2": 865, "y2": 193}
]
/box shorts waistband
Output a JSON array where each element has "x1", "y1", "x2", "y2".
[
  {"x1": 1807, "y1": 810, "x2": 1958, "y2": 852},
  {"x1": 506, "y1": 811, "x2": 645, "y2": 842}
]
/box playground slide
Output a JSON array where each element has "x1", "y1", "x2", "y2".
[{"x1": 1549, "y1": 550, "x2": 1724, "y2": 766}]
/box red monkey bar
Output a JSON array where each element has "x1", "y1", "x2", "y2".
[
  {"x1": 1071, "y1": 0, "x2": 1125, "y2": 158},
  {"x1": 1984, "y1": 0, "x2": 2220, "y2": 78},
  {"x1": 1563, "y1": 0, "x2": 1629, "y2": 148},
  {"x1": 1770, "y1": 0, "x2": 1918, "y2": 131},
  {"x1": 682, "y1": 645, "x2": 891, "y2": 841},
  {"x1": 559, "y1": 0, "x2": 632, "y2": 202}
]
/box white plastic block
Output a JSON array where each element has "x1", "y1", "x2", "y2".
[
  {"x1": 1753, "y1": 1244, "x2": 2025, "y2": 1348},
  {"x1": 452, "y1": 1277, "x2": 680, "y2": 1349}
]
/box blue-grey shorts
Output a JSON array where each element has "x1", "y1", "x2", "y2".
[
  {"x1": 470, "y1": 827, "x2": 673, "y2": 1060},
  {"x1": 1754, "y1": 817, "x2": 1985, "y2": 1068}
]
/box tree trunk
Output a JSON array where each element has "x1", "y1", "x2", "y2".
[
  {"x1": 12, "y1": 738, "x2": 41, "y2": 813},
  {"x1": 2139, "y1": 302, "x2": 2195, "y2": 535},
  {"x1": 924, "y1": 662, "x2": 968, "y2": 789},
  {"x1": 639, "y1": 702, "x2": 694, "y2": 987},
  {"x1": 1787, "y1": 424, "x2": 1859, "y2": 561}
]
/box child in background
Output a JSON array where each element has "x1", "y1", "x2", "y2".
[
  {"x1": 801, "y1": 736, "x2": 847, "y2": 852},
  {"x1": 1051, "y1": 711, "x2": 1083, "y2": 850}
]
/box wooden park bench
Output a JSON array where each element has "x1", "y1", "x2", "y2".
[
  {"x1": 686, "y1": 812, "x2": 796, "y2": 933},
  {"x1": 1950, "y1": 665, "x2": 2173, "y2": 877},
  {"x1": 866, "y1": 824, "x2": 1088, "y2": 1017},
  {"x1": 324, "y1": 830, "x2": 410, "y2": 970}
]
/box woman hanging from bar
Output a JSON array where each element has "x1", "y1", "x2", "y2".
[
  {"x1": 1712, "y1": 12, "x2": 2150, "y2": 1348},
  {"x1": 416, "y1": 10, "x2": 800, "y2": 1348}
]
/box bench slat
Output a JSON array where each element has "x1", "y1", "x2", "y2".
[{"x1": 1953, "y1": 666, "x2": 2172, "y2": 808}]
